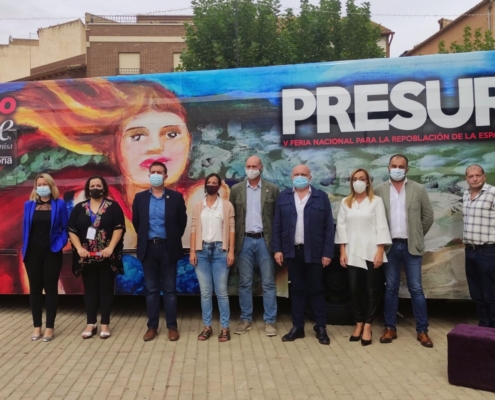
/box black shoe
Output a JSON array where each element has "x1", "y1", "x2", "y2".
[
  {"x1": 361, "y1": 332, "x2": 372, "y2": 346},
  {"x1": 349, "y1": 335, "x2": 361, "y2": 342},
  {"x1": 282, "y1": 327, "x2": 305, "y2": 342},
  {"x1": 315, "y1": 327, "x2": 330, "y2": 345}
]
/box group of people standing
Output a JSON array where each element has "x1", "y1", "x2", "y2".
[{"x1": 21, "y1": 153, "x2": 493, "y2": 346}]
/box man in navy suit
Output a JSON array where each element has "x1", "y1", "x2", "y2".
[
  {"x1": 272, "y1": 164, "x2": 334, "y2": 345},
  {"x1": 132, "y1": 161, "x2": 187, "y2": 342}
]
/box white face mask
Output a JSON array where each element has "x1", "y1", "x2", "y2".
[
  {"x1": 390, "y1": 168, "x2": 406, "y2": 181},
  {"x1": 245, "y1": 168, "x2": 261, "y2": 180},
  {"x1": 353, "y1": 180, "x2": 367, "y2": 194}
]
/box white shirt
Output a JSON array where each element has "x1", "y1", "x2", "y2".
[
  {"x1": 389, "y1": 179, "x2": 408, "y2": 239},
  {"x1": 294, "y1": 187, "x2": 311, "y2": 244},
  {"x1": 200, "y1": 197, "x2": 224, "y2": 243},
  {"x1": 335, "y1": 196, "x2": 392, "y2": 270},
  {"x1": 245, "y1": 180, "x2": 263, "y2": 233}
]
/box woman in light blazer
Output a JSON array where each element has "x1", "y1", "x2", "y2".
[
  {"x1": 190, "y1": 173, "x2": 235, "y2": 342},
  {"x1": 22, "y1": 173, "x2": 68, "y2": 342},
  {"x1": 335, "y1": 168, "x2": 391, "y2": 346}
]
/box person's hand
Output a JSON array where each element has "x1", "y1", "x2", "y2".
[
  {"x1": 100, "y1": 247, "x2": 114, "y2": 258},
  {"x1": 340, "y1": 252, "x2": 348, "y2": 268},
  {"x1": 373, "y1": 250, "x2": 384, "y2": 268},
  {"x1": 77, "y1": 247, "x2": 89, "y2": 258},
  {"x1": 189, "y1": 251, "x2": 197, "y2": 267},
  {"x1": 322, "y1": 257, "x2": 331, "y2": 268},
  {"x1": 274, "y1": 252, "x2": 284, "y2": 266},
  {"x1": 227, "y1": 251, "x2": 235, "y2": 268}
]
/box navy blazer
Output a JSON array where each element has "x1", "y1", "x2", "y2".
[
  {"x1": 22, "y1": 198, "x2": 69, "y2": 260},
  {"x1": 272, "y1": 186, "x2": 334, "y2": 263},
  {"x1": 132, "y1": 188, "x2": 187, "y2": 262}
]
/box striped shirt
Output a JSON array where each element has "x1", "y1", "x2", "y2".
[
  {"x1": 463, "y1": 183, "x2": 495, "y2": 245},
  {"x1": 245, "y1": 180, "x2": 263, "y2": 233}
]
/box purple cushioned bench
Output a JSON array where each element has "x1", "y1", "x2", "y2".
[{"x1": 448, "y1": 323, "x2": 495, "y2": 392}]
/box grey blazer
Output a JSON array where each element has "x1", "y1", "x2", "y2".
[{"x1": 374, "y1": 179, "x2": 434, "y2": 256}]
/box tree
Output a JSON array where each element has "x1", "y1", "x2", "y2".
[
  {"x1": 438, "y1": 26, "x2": 495, "y2": 54},
  {"x1": 179, "y1": 0, "x2": 385, "y2": 71}
]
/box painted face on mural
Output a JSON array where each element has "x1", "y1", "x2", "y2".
[{"x1": 119, "y1": 111, "x2": 191, "y2": 187}]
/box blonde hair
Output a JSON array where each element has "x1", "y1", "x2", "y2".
[
  {"x1": 29, "y1": 173, "x2": 59, "y2": 201},
  {"x1": 344, "y1": 168, "x2": 375, "y2": 208}
]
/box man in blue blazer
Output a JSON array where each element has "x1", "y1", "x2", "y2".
[
  {"x1": 272, "y1": 164, "x2": 334, "y2": 345},
  {"x1": 132, "y1": 161, "x2": 187, "y2": 342}
]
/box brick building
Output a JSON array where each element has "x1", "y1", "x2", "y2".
[{"x1": 405, "y1": 0, "x2": 494, "y2": 56}]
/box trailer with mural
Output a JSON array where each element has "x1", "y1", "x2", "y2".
[{"x1": 1, "y1": 51, "x2": 494, "y2": 318}]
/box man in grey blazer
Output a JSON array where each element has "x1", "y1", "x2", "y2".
[
  {"x1": 230, "y1": 156, "x2": 280, "y2": 336},
  {"x1": 374, "y1": 154, "x2": 434, "y2": 347}
]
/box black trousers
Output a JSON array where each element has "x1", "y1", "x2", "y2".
[
  {"x1": 24, "y1": 246, "x2": 63, "y2": 329},
  {"x1": 347, "y1": 262, "x2": 384, "y2": 324},
  {"x1": 81, "y1": 261, "x2": 115, "y2": 325}
]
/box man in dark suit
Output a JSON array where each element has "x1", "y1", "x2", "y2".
[
  {"x1": 132, "y1": 161, "x2": 187, "y2": 342},
  {"x1": 272, "y1": 164, "x2": 334, "y2": 345}
]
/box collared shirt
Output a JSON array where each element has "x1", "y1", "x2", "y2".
[
  {"x1": 389, "y1": 178, "x2": 408, "y2": 239},
  {"x1": 201, "y1": 196, "x2": 224, "y2": 243},
  {"x1": 245, "y1": 179, "x2": 263, "y2": 233},
  {"x1": 148, "y1": 189, "x2": 166, "y2": 239},
  {"x1": 293, "y1": 187, "x2": 311, "y2": 244},
  {"x1": 463, "y1": 183, "x2": 495, "y2": 245}
]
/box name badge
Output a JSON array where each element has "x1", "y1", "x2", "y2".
[{"x1": 86, "y1": 227, "x2": 96, "y2": 240}]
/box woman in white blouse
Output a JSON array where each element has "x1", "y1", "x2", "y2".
[
  {"x1": 190, "y1": 173, "x2": 235, "y2": 342},
  {"x1": 335, "y1": 168, "x2": 392, "y2": 346}
]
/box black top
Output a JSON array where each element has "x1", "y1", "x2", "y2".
[
  {"x1": 68, "y1": 199, "x2": 125, "y2": 276},
  {"x1": 28, "y1": 209, "x2": 51, "y2": 250}
]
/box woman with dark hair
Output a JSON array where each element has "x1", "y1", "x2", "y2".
[
  {"x1": 22, "y1": 173, "x2": 68, "y2": 342},
  {"x1": 190, "y1": 173, "x2": 235, "y2": 342},
  {"x1": 335, "y1": 168, "x2": 391, "y2": 346},
  {"x1": 68, "y1": 176, "x2": 125, "y2": 339}
]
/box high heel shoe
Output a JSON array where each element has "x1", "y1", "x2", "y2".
[
  {"x1": 361, "y1": 332, "x2": 372, "y2": 346},
  {"x1": 100, "y1": 331, "x2": 111, "y2": 339},
  {"x1": 31, "y1": 334, "x2": 42, "y2": 341},
  {"x1": 349, "y1": 334, "x2": 361, "y2": 342},
  {"x1": 82, "y1": 324, "x2": 97, "y2": 339}
]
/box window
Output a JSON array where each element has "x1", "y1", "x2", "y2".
[
  {"x1": 118, "y1": 53, "x2": 141, "y2": 75},
  {"x1": 173, "y1": 53, "x2": 182, "y2": 71}
]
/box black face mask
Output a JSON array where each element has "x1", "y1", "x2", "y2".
[
  {"x1": 89, "y1": 189, "x2": 104, "y2": 199},
  {"x1": 206, "y1": 185, "x2": 220, "y2": 195}
]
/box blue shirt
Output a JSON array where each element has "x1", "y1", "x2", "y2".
[
  {"x1": 148, "y1": 189, "x2": 166, "y2": 239},
  {"x1": 245, "y1": 180, "x2": 263, "y2": 233}
]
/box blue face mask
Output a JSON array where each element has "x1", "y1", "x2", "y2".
[
  {"x1": 149, "y1": 174, "x2": 164, "y2": 187},
  {"x1": 390, "y1": 168, "x2": 406, "y2": 182},
  {"x1": 293, "y1": 176, "x2": 310, "y2": 189},
  {"x1": 36, "y1": 186, "x2": 51, "y2": 198}
]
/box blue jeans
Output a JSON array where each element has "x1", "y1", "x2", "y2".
[
  {"x1": 383, "y1": 242, "x2": 429, "y2": 333},
  {"x1": 142, "y1": 242, "x2": 177, "y2": 329},
  {"x1": 238, "y1": 236, "x2": 277, "y2": 324},
  {"x1": 195, "y1": 242, "x2": 231, "y2": 328},
  {"x1": 465, "y1": 247, "x2": 495, "y2": 328}
]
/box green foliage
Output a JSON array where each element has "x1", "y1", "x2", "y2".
[
  {"x1": 179, "y1": 0, "x2": 385, "y2": 71},
  {"x1": 438, "y1": 26, "x2": 495, "y2": 54}
]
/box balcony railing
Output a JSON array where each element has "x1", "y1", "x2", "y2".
[{"x1": 117, "y1": 68, "x2": 143, "y2": 75}]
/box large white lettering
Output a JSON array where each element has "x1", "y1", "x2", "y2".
[
  {"x1": 282, "y1": 88, "x2": 316, "y2": 135},
  {"x1": 316, "y1": 87, "x2": 354, "y2": 133},
  {"x1": 0, "y1": 119, "x2": 14, "y2": 141}
]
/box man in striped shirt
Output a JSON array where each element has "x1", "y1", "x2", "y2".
[{"x1": 463, "y1": 164, "x2": 495, "y2": 328}]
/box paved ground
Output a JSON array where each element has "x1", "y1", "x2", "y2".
[{"x1": 0, "y1": 296, "x2": 493, "y2": 400}]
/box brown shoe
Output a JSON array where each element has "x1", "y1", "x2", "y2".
[
  {"x1": 168, "y1": 328, "x2": 180, "y2": 341},
  {"x1": 143, "y1": 327, "x2": 157, "y2": 342},
  {"x1": 417, "y1": 331, "x2": 433, "y2": 348},
  {"x1": 379, "y1": 328, "x2": 397, "y2": 344}
]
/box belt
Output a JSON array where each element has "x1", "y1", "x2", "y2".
[
  {"x1": 392, "y1": 238, "x2": 408, "y2": 244},
  {"x1": 295, "y1": 244, "x2": 304, "y2": 250},
  {"x1": 465, "y1": 243, "x2": 495, "y2": 250},
  {"x1": 245, "y1": 232, "x2": 264, "y2": 239},
  {"x1": 148, "y1": 238, "x2": 167, "y2": 244}
]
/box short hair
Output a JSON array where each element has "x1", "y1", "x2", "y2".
[
  {"x1": 465, "y1": 164, "x2": 485, "y2": 176},
  {"x1": 204, "y1": 173, "x2": 222, "y2": 195},
  {"x1": 84, "y1": 176, "x2": 109, "y2": 199},
  {"x1": 149, "y1": 161, "x2": 167, "y2": 175},
  {"x1": 29, "y1": 173, "x2": 59, "y2": 201},
  {"x1": 389, "y1": 154, "x2": 409, "y2": 167}
]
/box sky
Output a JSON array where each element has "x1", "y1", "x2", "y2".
[{"x1": 0, "y1": 0, "x2": 481, "y2": 58}]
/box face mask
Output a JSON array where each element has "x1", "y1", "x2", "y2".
[
  {"x1": 206, "y1": 185, "x2": 220, "y2": 195},
  {"x1": 149, "y1": 174, "x2": 164, "y2": 187},
  {"x1": 390, "y1": 168, "x2": 406, "y2": 182},
  {"x1": 36, "y1": 186, "x2": 51, "y2": 198},
  {"x1": 293, "y1": 176, "x2": 310, "y2": 190},
  {"x1": 245, "y1": 168, "x2": 261, "y2": 180},
  {"x1": 89, "y1": 189, "x2": 104, "y2": 199},
  {"x1": 353, "y1": 180, "x2": 367, "y2": 194}
]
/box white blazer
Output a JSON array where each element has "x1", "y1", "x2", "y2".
[{"x1": 335, "y1": 196, "x2": 392, "y2": 269}]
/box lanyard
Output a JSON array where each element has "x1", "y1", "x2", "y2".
[{"x1": 89, "y1": 200, "x2": 105, "y2": 226}]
